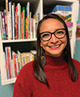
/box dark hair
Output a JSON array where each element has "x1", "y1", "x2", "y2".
[{"x1": 33, "y1": 14, "x2": 78, "y2": 87}]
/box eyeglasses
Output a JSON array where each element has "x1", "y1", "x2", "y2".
[{"x1": 39, "y1": 28, "x2": 66, "y2": 41}]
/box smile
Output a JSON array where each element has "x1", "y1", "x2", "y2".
[{"x1": 49, "y1": 44, "x2": 61, "y2": 49}]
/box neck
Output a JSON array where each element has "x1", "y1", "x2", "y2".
[{"x1": 45, "y1": 54, "x2": 66, "y2": 66}]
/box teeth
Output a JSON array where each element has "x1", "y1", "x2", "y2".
[{"x1": 50, "y1": 45, "x2": 59, "y2": 48}]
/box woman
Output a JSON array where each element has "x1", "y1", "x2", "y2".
[{"x1": 13, "y1": 14, "x2": 80, "y2": 97}]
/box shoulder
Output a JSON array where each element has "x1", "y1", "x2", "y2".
[
  {"x1": 13, "y1": 61, "x2": 35, "y2": 96},
  {"x1": 18, "y1": 61, "x2": 34, "y2": 78},
  {"x1": 15, "y1": 61, "x2": 35, "y2": 85}
]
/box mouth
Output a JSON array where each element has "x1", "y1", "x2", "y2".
[{"x1": 48, "y1": 44, "x2": 61, "y2": 49}]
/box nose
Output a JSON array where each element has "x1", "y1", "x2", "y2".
[{"x1": 49, "y1": 34, "x2": 58, "y2": 43}]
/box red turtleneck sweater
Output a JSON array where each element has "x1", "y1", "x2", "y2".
[{"x1": 13, "y1": 55, "x2": 80, "y2": 97}]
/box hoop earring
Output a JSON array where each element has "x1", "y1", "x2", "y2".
[{"x1": 41, "y1": 47, "x2": 46, "y2": 67}]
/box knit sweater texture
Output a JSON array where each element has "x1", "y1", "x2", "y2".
[{"x1": 13, "y1": 55, "x2": 80, "y2": 97}]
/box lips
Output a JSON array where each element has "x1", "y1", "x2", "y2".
[{"x1": 48, "y1": 44, "x2": 61, "y2": 49}]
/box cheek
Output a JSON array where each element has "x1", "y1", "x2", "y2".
[
  {"x1": 40, "y1": 41, "x2": 48, "y2": 47},
  {"x1": 61, "y1": 37, "x2": 67, "y2": 46}
]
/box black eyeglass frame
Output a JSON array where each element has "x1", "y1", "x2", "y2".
[{"x1": 39, "y1": 28, "x2": 66, "y2": 41}]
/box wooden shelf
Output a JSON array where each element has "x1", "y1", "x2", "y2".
[{"x1": 1, "y1": 78, "x2": 16, "y2": 85}]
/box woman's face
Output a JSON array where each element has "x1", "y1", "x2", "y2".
[{"x1": 40, "y1": 19, "x2": 67, "y2": 57}]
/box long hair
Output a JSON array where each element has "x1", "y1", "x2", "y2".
[{"x1": 33, "y1": 14, "x2": 78, "y2": 87}]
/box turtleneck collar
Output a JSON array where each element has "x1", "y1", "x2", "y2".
[{"x1": 45, "y1": 54, "x2": 66, "y2": 66}]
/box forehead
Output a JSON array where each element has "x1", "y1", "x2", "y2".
[{"x1": 40, "y1": 19, "x2": 65, "y2": 32}]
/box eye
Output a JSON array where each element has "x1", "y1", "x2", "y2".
[
  {"x1": 41, "y1": 33, "x2": 50, "y2": 38},
  {"x1": 57, "y1": 31, "x2": 64, "y2": 34}
]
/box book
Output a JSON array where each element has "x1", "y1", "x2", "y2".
[
  {"x1": 6, "y1": 0, "x2": 8, "y2": 15},
  {"x1": 15, "y1": 6, "x2": 18, "y2": 39},
  {"x1": 33, "y1": 19, "x2": 36, "y2": 39},
  {"x1": 9, "y1": 1, "x2": 13, "y2": 39},
  {"x1": 21, "y1": 12, "x2": 23, "y2": 39},
  {"x1": 5, "y1": 47, "x2": 12, "y2": 79},
  {"x1": 0, "y1": 11, "x2": 3, "y2": 40},
  {"x1": 17, "y1": 51, "x2": 22, "y2": 70},
  {"x1": 1, "y1": 12, "x2": 6, "y2": 40},
  {"x1": 12, "y1": 3, "x2": 15, "y2": 40},
  {"x1": 7, "y1": 12, "x2": 11, "y2": 40},
  {"x1": 30, "y1": 12, "x2": 33, "y2": 39},
  {"x1": 17, "y1": 3, "x2": 21, "y2": 39},
  {"x1": 11, "y1": 60, "x2": 15, "y2": 78},
  {"x1": 52, "y1": 5, "x2": 72, "y2": 12},
  {"x1": 27, "y1": 2, "x2": 30, "y2": 19},
  {"x1": 22, "y1": 7, "x2": 25, "y2": 39},
  {"x1": 30, "y1": 50, "x2": 37, "y2": 59},
  {"x1": 51, "y1": 5, "x2": 72, "y2": 22},
  {"x1": 27, "y1": 2, "x2": 30, "y2": 39},
  {"x1": 4, "y1": 52, "x2": 8, "y2": 79},
  {"x1": 26, "y1": 17, "x2": 28, "y2": 39},
  {"x1": 12, "y1": 51, "x2": 17, "y2": 77}
]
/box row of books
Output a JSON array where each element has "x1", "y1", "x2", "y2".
[
  {"x1": 49, "y1": 5, "x2": 73, "y2": 38},
  {"x1": 0, "y1": 0, "x2": 40, "y2": 40},
  {"x1": 4, "y1": 46, "x2": 37, "y2": 79},
  {"x1": 51, "y1": 5, "x2": 72, "y2": 22}
]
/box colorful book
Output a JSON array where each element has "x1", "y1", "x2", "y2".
[
  {"x1": 6, "y1": 0, "x2": 9, "y2": 15},
  {"x1": 12, "y1": 3, "x2": 15, "y2": 40},
  {"x1": 32, "y1": 19, "x2": 36, "y2": 39},
  {"x1": 7, "y1": 12, "x2": 11, "y2": 40},
  {"x1": 21, "y1": 12, "x2": 23, "y2": 39},
  {"x1": 52, "y1": 5, "x2": 72, "y2": 12},
  {"x1": 1, "y1": 12, "x2": 6, "y2": 40},
  {"x1": 26, "y1": 17, "x2": 28, "y2": 39},
  {"x1": 22, "y1": 7, "x2": 25, "y2": 39},
  {"x1": 9, "y1": 1, "x2": 13, "y2": 39},
  {"x1": 16, "y1": 6, "x2": 18, "y2": 39},
  {"x1": 17, "y1": 3, "x2": 21, "y2": 39},
  {"x1": 12, "y1": 51, "x2": 17, "y2": 77},
  {"x1": 5, "y1": 47, "x2": 12, "y2": 79}
]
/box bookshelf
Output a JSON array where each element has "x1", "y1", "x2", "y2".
[{"x1": 0, "y1": 0, "x2": 79, "y2": 85}]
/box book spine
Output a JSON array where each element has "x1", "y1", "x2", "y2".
[
  {"x1": 4, "y1": 14, "x2": 8, "y2": 40},
  {"x1": 7, "y1": 47, "x2": 12, "y2": 78},
  {"x1": 26, "y1": 17, "x2": 28, "y2": 39},
  {"x1": 27, "y1": 2, "x2": 30, "y2": 19},
  {"x1": 27, "y1": 2, "x2": 30, "y2": 39},
  {"x1": 21, "y1": 12, "x2": 23, "y2": 39},
  {"x1": 1, "y1": 12, "x2": 6, "y2": 40},
  {"x1": 12, "y1": 3, "x2": 15, "y2": 40},
  {"x1": 4, "y1": 52, "x2": 8, "y2": 79},
  {"x1": 23, "y1": 7, "x2": 25, "y2": 39},
  {"x1": 30, "y1": 17, "x2": 33, "y2": 39},
  {"x1": 11, "y1": 60, "x2": 15, "y2": 78},
  {"x1": 12, "y1": 51, "x2": 17, "y2": 77},
  {"x1": 17, "y1": 3, "x2": 21, "y2": 39},
  {"x1": 5, "y1": 47, "x2": 12, "y2": 79},
  {"x1": 16, "y1": 6, "x2": 18, "y2": 39},
  {"x1": 6, "y1": 0, "x2": 8, "y2": 15},
  {"x1": 17, "y1": 51, "x2": 21, "y2": 70},
  {"x1": 0, "y1": 11, "x2": 3, "y2": 40},
  {"x1": 16, "y1": 55, "x2": 19, "y2": 75},
  {"x1": 7, "y1": 12, "x2": 11, "y2": 40},
  {"x1": 33, "y1": 19, "x2": 36, "y2": 39},
  {"x1": 9, "y1": 1, "x2": 13, "y2": 39}
]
